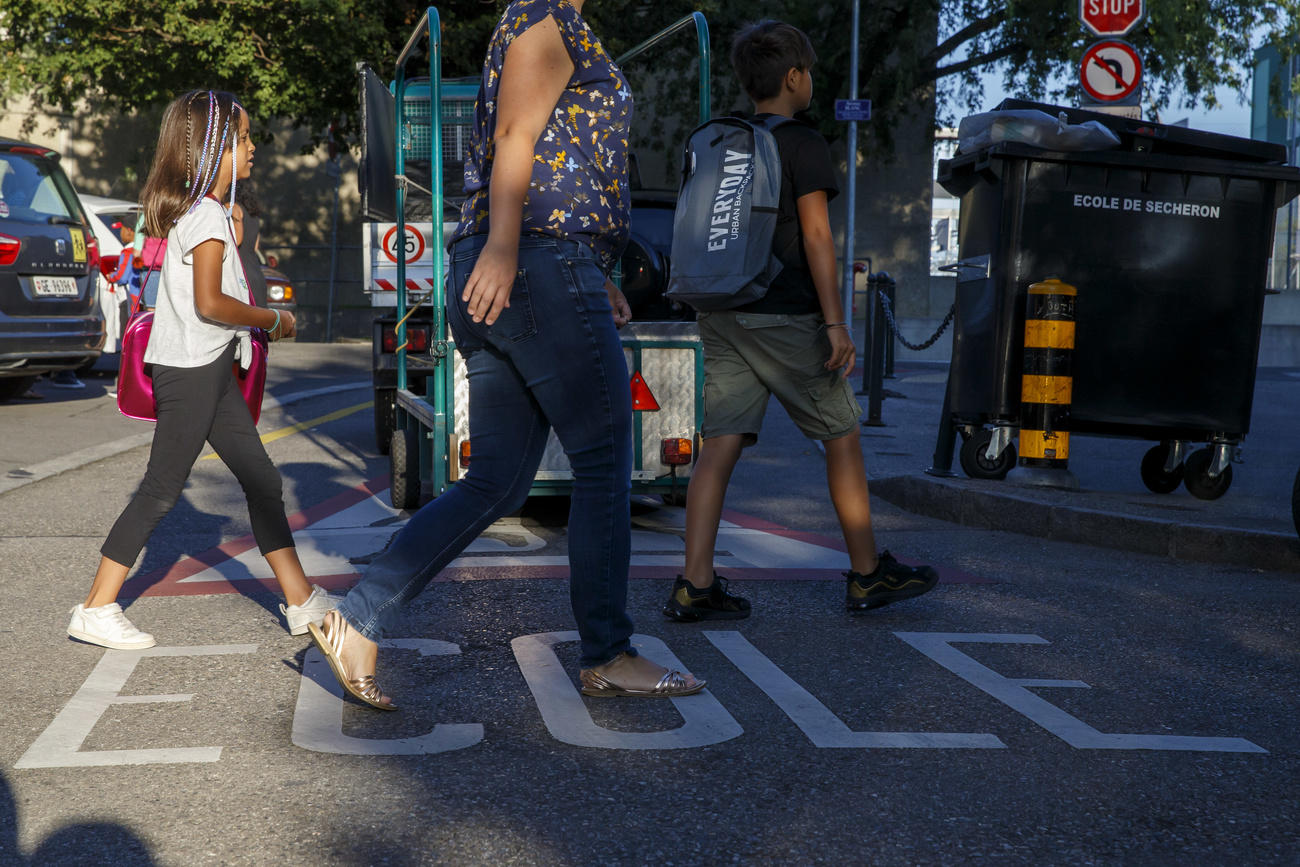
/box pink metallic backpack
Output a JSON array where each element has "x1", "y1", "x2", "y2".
[{"x1": 116, "y1": 227, "x2": 269, "y2": 424}]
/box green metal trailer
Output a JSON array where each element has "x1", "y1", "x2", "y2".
[{"x1": 383, "y1": 7, "x2": 712, "y2": 509}]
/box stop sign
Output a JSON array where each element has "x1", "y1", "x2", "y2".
[{"x1": 1079, "y1": 0, "x2": 1144, "y2": 36}]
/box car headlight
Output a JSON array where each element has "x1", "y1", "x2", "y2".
[{"x1": 268, "y1": 284, "x2": 292, "y2": 302}]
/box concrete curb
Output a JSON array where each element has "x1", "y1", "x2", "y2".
[{"x1": 870, "y1": 474, "x2": 1300, "y2": 574}]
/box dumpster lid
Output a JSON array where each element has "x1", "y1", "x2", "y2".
[{"x1": 994, "y1": 98, "x2": 1287, "y2": 165}]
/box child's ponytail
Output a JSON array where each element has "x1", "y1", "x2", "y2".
[{"x1": 140, "y1": 90, "x2": 243, "y2": 236}]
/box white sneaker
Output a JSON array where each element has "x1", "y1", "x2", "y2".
[
  {"x1": 67, "y1": 603, "x2": 156, "y2": 650},
  {"x1": 280, "y1": 585, "x2": 340, "y2": 635}
]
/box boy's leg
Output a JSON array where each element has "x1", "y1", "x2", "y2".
[
  {"x1": 822, "y1": 431, "x2": 879, "y2": 575},
  {"x1": 682, "y1": 433, "x2": 746, "y2": 587}
]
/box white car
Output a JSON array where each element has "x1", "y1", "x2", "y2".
[{"x1": 77, "y1": 193, "x2": 142, "y2": 354}]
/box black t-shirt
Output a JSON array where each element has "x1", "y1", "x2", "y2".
[{"x1": 735, "y1": 113, "x2": 839, "y2": 315}]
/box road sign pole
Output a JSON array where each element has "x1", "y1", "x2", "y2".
[{"x1": 841, "y1": 0, "x2": 860, "y2": 333}]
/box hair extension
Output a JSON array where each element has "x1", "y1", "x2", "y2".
[{"x1": 140, "y1": 90, "x2": 242, "y2": 236}]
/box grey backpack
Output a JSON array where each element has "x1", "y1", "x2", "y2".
[{"x1": 665, "y1": 115, "x2": 790, "y2": 311}]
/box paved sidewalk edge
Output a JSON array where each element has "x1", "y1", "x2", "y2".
[{"x1": 871, "y1": 474, "x2": 1300, "y2": 575}]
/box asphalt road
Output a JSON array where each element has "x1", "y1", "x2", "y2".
[{"x1": 1, "y1": 344, "x2": 1297, "y2": 866}]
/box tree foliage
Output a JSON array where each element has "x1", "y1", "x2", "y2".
[{"x1": 1, "y1": 0, "x2": 1296, "y2": 157}]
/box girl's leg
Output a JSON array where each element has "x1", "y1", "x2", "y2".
[
  {"x1": 203, "y1": 370, "x2": 311, "y2": 605},
  {"x1": 96, "y1": 356, "x2": 228, "y2": 596}
]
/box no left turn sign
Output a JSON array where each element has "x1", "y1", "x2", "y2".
[{"x1": 1080, "y1": 40, "x2": 1142, "y2": 104}]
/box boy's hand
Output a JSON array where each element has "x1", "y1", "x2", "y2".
[
  {"x1": 605, "y1": 279, "x2": 631, "y2": 328},
  {"x1": 826, "y1": 326, "x2": 855, "y2": 378}
]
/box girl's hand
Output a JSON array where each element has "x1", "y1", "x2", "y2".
[
  {"x1": 462, "y1": 239, "x2": 517, "y2": 326},
  {"x1": 825, "y1": 326, "x2": 856, "y2": 378},
  {"x1": 272, "y1": 310, "x2": 297, "y2": 340},
  {"x1": 605, "y1": 279, "x2": 631, "y2": 328}
]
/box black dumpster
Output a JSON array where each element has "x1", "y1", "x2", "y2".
[{"x1": 937, "y1": 98, "x2": 1300, "y2": 498}]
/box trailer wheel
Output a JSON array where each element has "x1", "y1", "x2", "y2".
[
  {"x1": 1292, "y1": 467, "x2": 1300, "y2": 538},
  {"x1": 374, "y1": 389, "x2": 396, "y2": 455},
  {"x1": 959, "y1": 429, "x2": 1015, "y2": 480},
  {"x1": 390, "y1": 428, "x2": 420, "y2": 510},
  {"x1": 1139, "y1": 444, "x2": 1184, "y2": 494},
  {"x1": 1183, "y1": 447, "x2": 1232, "y2": 501}
]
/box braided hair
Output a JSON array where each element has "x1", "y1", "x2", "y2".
[{"x1": 140, "y1": 90, "x2": 244, "y2": 236}]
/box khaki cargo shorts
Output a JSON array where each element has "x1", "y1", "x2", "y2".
[{"x1": 698, "y1": 310, "x2": 862, "y2": 445}]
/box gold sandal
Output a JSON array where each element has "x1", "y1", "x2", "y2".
[
  {"x1": 307, "y1": 613, "x2": 397, "y2": 711},
  {"x1": 579, "y1": 654, "x2": 706, "y2": 698}
]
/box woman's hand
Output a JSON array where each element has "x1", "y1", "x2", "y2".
[
  {"x1": 825, "y1": 326, "x2": 856, "y2": 378},
  {"x1": 462, "y1": 239, "x2": 518, "y2": 326},
  {"x1": 605, "y1": 279, "x2": 631, "y2": 328}
]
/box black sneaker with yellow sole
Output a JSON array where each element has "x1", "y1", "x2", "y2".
[
  {"x1": 663, "y1": 574, "x2": 751, "y2": 622},
  {"x1": 845, "y1": 551, "x2": 938, "y2": 611}
]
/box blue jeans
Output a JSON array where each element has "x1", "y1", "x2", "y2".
[{"x1": 336, "y1": 234, "x2": 635, "y2": 668}]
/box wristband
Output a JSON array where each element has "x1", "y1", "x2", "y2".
[
  {"x1": 271, "y1": 308, "x2": 281, "y2": 336},
  {"x1": 824, "y1": 322, "x2": 848, "y2": 329}
]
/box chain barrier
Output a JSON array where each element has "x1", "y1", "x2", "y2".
[{"x1": 877, "y1": 293, "x2": 955, "y2": 352}]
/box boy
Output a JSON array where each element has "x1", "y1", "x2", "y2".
[{"x1": 665, "y1": 20, "x2": 938, "y2": 621}]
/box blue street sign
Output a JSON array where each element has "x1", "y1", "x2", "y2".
[{"x1": 834, "y1": 98, "x2": 872, "y2": 122}]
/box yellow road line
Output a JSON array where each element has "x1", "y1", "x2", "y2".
[{"x1": 201, "y1": 400, "x2": 373, "y2": 461}]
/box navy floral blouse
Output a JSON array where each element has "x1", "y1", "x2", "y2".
[{"x1": 452, "y1": 0, "x2": 633, "y2": 274}]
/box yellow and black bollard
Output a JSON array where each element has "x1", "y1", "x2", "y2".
[{"x1": 1012, "y1": 278, "x2": 1079, "y2": 489}]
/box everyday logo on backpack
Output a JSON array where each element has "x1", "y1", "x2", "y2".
[{"x1": 666, "y1": 115, "x2": 790, "y2": 311}]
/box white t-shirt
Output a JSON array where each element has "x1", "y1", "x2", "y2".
[{"x1": 143, "y1": 198, "x2": 253, "y2": 369}]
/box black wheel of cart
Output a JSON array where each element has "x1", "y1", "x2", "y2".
[
  {"x1": 374, "y1": 388, "x2": 395, "y2": 455},
  {"x1": 390, "y1": 427, "x2": 421, "y2": 510},
  {"x1": 959, "y1": 429, "x2": 1016, "y2": 480},
  {"x1": 1292, "y1": 467, "x2": 1300, "y2": 538},
  {"x1": 1183, "y1": 447, "x2": 1232, "y2": 501},
  {"x1": 1139, "y1": 443, "x2": 1185, "y2": 494}
]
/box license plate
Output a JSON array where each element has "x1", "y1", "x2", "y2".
[{"x1": 32, "y1": 276, "x2": 79, "y2": 297}]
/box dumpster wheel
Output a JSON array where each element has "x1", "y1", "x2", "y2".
[
  {"x1": 390, "y1": 428, "x2": 421, "y2": 510},
  {"x1": 1292, "y1": 467, "x2": 1300, "y2": 538},
  {"x1": 1183, "y1": 448, "x2": 1232, "y2": 501},
  {"x1": 1139, "y1": 444, "x2": 1185, "y2": 494},
  {"x1": 959, "y1": 429, "x2": 1016, "y2": 480}
]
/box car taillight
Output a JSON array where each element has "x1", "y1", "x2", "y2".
[
  {"x1": 85, "y1": 234, "x2": 99, "y2": 273},
  {"x1": 0, "y1": 234, "x2": 19, "y2": 267},
  {"x1": 459, "y1": 439, "x2": 471, "y2": 468},
  {"x1": 630, "y1": 371, "x2": 659, "y2": 411},
  {"x1": 382, "y1": 324, "x2": 430, "y2": 353},
  {"x1": 661, "y1": 437, "x2": 693, "y2": 465}
]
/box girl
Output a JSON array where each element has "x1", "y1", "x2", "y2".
[
  {"x1": 309, "y1": 0, "x2": 705, "y2": 709},
  {"x1": 67, "y1": 90, "x2": 334, "y2": 649}
]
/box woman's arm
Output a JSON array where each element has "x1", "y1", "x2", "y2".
[
  {"x1": 192, "y1": 239, "x2": 296, "y2": 337},
  {"x1": 461, "y1": 14, "x2": 574, "y2": 326}
]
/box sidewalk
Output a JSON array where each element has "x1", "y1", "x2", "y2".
[{"x1": 851, "y1": 322, "x2": 1300, "y2": 574}]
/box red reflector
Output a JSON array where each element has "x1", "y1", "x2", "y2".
[
  {"x1": 381, "y1": 327, "x2": 398, "y2": 353},
  {"x1": 0, "y1": 234, "x2": 19, "y2": 267},
  {"x1": 407, "y1": 327, "x2": 430, "y2": 352},
  {"x1": 630, "y1": 371, "x2": 659, "y2": 411},
  {"x1": 661, "y1": 437, "x2": 692, "y2": 465},
  {"x1": 459, "y1": 440, "x2": 472, "y2": 468}
]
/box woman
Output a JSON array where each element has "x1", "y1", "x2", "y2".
[{"x1": 310, "y1": 0, "x2": 705, "y2": 709}]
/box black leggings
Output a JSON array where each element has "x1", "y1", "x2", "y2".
[{"x1": 101, "y1": 340, "x2": 293, "y2": 566}]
